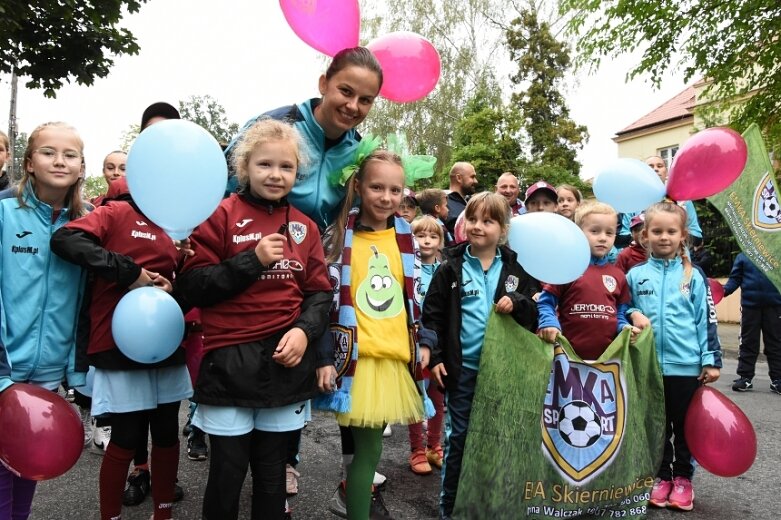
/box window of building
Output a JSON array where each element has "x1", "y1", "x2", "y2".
[{"x1": 657, "y1": 146, "x2": 679, "y2": 167}]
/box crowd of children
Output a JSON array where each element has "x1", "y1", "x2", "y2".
[{"x1": 0, "y1": 45, "x2": 754, "y2": 520}]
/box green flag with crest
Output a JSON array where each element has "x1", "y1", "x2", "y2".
[
  {"x1": 454, "y1": 314, "x2": 665, "y2": 519},
  {"x1": 708, "y1": 124, "x2": 781, "y2": 290}
]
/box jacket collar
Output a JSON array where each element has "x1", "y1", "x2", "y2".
[{"x1": 23, "y1": 183, "x2": 69, "y2": 222}]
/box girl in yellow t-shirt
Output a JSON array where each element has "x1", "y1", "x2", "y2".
[{"x1": 321, "y1": 150, "x2": 432, "y2": 519}]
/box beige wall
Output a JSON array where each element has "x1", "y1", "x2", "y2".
[
  {"x1": 615, "y1": 123, "x2": 694, "y2": 161},
  {"x1": 716, "y1": 277, "x2": 741, "y2": 323}
]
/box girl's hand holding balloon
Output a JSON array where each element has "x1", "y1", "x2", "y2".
[
  {"x1": 699, "y1": 366, "x2": 721, "y2": 385},
  {"x1": 273, "y1": 327, "x2": 308, "y2": 368},
  {"x1": 175, "y1": 238, "x2": 195, "y2": 257},
  {"x1": 255, "y1": 233, "x2": 287, "y2": 267},
  {"x1": 130, "y1": 268, "x2": 172, "y2": 292}
]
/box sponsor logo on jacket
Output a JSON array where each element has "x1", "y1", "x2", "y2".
[
  {"x1": 131, "y1": 230, "x2": 157, "y2": 241},
  {"x1": 233, "y1": 232, "x2": 261, "y2": 244}
]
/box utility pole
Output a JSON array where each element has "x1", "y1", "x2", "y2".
[{"x1": 8, "y1": 69, "x2": 18, "y2": 181}]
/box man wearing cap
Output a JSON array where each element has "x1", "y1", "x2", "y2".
[
  {"x1": 496, "y1": 172, "x2": 524, "y2": 216},
  {"x1": 444, "y1": 162, "x2": 478, "y2": 235},
  {"x1": 524, "y1": 181, "x2": 558, "y2": 213},
  {"x1": 615, "y1": 214, "x2": 647, "y2": 273}
]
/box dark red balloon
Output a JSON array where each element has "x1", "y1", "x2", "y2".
[
  {"x1": 684, "y1": 386, "x2": 756, "y2": 477},
  {"x1": 0, "y1": 383, "x2": 83, "y2": 480},
  {"x1": 708, "y1": 278, "x2": 725, "y2": 304}
]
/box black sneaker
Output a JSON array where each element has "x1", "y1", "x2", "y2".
[
  {"x1": 771, "y1": 380, "x2": 781, "y2": 395},
  {"x1": 122, "y1": 468, "x2": 150, "y2": 506},
  {"x1": 187, "y1": 428, "x2": 208, "y2": 461},
  {"x1": 370, "y1": 485, "x2": 393, "y2": 519},
  {"x1": 174, "y1": 482, "x2": 184, "y2": 502},
  {"x1": 732, "y1": 377, "x2": 753, "y2": 392}
]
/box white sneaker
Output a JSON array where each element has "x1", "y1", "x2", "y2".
[
  {"x1": 78, "y1": 406, "x2": 93, "y2": 447},
  {"x1": 93, "y1": 424, "x2": 111, "y2": 452},
  {"x1": 382, "y1": 424, "x2": 392, "y2": 437},
  {"x1": 373, "y1": 471, "x2": 387, "y2": 487}
]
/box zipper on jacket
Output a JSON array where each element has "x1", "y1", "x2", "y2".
[
  {"x1": 28, "y1": 212, "x2": 55, "y2": 380},
  {"x1": 660, "y1": 260, "x2": 668, "y2": 367}
]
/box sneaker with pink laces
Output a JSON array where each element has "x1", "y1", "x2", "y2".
[
  {"x1": 667, "y1": 477, "x2": 694, "y2": 511},
  {"x1": 649, "y1": 478, "x2": 672, "y2": 508}
]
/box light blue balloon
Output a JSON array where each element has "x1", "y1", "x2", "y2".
[
  {"x1": 111, "y1": 287, "x2": 185, "y2": 364},
  {"x1": 126, "y1": 120, "x2": 227, "y2": 239},
  {"x1": 593, "y1": 158, "x2": 666, "y2": 213},
  {"x1": 78, "y1": 367, "x2": 96, "y2": 398},
  {"x1": 507, "y1": 213, "x2": 590, "y2": 284}
]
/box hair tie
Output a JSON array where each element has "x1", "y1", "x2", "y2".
[
  {"x1": 328, "y1": 133, "x2": 383, "y2": 187},
  {"x1": 385, "y1": 133, "x2": 436, "y2": 185}
]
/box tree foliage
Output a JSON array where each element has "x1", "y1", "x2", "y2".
[
  {"x1": 178, "y1": 95, "x2": 239, "y2": 145},
  {"x1": 506, "y1": 8, "x2": 588, "y2": 180},
  {"x1": 360, "y1": 0, "x2": 506, "y2": 186},
  {"x1": 0, "y1": 1, "x2": 148, "y2": 97},
  {"x1": 451, "y1": 84, "x2": 523, "y2": 190},
  {"x1": 10, "y1": 131, "x2": 27, "y2": 183},
  {"x1": 562, "y1": 0, "x2": 781, "y2": 156},
  {"x1": 83, "y1": 176, "x2": 106, "y2": 201}
]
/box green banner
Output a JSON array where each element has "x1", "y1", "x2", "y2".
[
  {"x1": 455, "y1": 315, "x2": 665, "y2": 519},
  {"x1": 708, "y1": 124, "x2": 781, "y2": 289}
]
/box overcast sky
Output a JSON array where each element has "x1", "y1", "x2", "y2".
[{"x1": 0, "y1": 0, "x2": 688, "y2": 181}]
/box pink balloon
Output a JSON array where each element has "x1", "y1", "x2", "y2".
[
  {"x1": 667, "y1": 127, "x2": 748, "y2": 201},
  {"x1": 684, "y1": 386, "x2": 756, "y2": 477},
  {"x1": 279, "y1": 0, "x2": 360, "y2": 56},
  {"x1": 708, "y1": 278, "x2": 725, "y2": 304},
  {"x1": 367, "y1": 32, "x2": 441, "y2": 103},
  {"x1": 454, "y1": 212, "x2": 467, "y2": 243},
  {"x1": 0, "y1": 384, "x2": 83, "y2": 480}
]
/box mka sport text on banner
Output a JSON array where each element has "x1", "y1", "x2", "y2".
[
  {"x1": 455, "y1": 314, "x2": 665, "y2": 519},
  {"x1": 709, "y1": 123, "x2": 781, "y2": 290}
]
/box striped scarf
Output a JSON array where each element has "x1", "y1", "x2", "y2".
[{"x1": 315, "y1": 208, "x2": 434, "y2": 417}]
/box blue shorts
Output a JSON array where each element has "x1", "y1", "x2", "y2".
[
  {"x1": 192, "y1": 401, "x2": 308, "y2": 436},
  {"x1": 91, "y1": 365, "x2": 193, "y2": 416}
]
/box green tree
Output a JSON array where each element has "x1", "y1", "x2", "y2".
[
  {"x1": 0, "y1": 1, "x2": 148, "y2": 97},
  {"x1": 360, "y1": 0, "x2": 506, "y2": 185},
  {"x1": 451, "y1": 84, "x2": 524, "y2": 190},
  {"x1": 178, "y1": 95, "x2": 239, "y2": 144},
  {"x1": 10, "y1": 131, "x2": 27, "y2": 182},
  {"x1": 506, "y1": 8, "x2": 588, "y2": 184},
  {"x1": 119, "y1": 124, "x2": 140, "y2": 152},
  {"x1": 561, "y1": 0, "x2": 781, "y2": 158},
  {"x1": 83, "y1": 176, "x2": 107, "y2": 201}
]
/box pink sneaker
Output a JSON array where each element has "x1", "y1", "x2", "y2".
[
  {"x1": 649, "y1": 478, "x2": 672, "y2": 508},
  {"x1": 667, "y1": 477, "x2": 694, "y2": 511}
]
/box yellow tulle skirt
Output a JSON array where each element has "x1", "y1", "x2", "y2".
[{"x1": 336, "y1": 357, "x2": 424, "y2": 428}]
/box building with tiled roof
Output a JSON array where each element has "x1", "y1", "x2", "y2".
[{"x1": 612, "y1": 85, "x2": 697, "y2": 166}]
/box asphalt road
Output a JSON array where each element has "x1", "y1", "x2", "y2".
[{"x1": 29, "y1": 324, "x2": 779, "y2": 519}]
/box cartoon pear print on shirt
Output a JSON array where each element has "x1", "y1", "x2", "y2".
[{"x1": 355, "y1": 245, "x2": 404, "y2": 319}]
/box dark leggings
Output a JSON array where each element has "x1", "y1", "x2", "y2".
[
  {"x1": 110, "y1": 401, "x2": 179, "y2": 450},
  {"x1": 203, "y1": 430, "x2": 287, "y2": 520}
]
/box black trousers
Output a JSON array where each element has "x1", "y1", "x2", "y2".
[
  {"x1": 203, "y1": 430, "x2": 287, "y2": 520},
  {"x1": 658, "y1": 376, "x2": 700, "y2": 481},
  {"x1": 738, "y1": 305, "x2": 781, "y2": 381}
]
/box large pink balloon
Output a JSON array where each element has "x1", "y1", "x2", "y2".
[
  {"x1": 708, "y1": 278, "x2": 725, "y2": 304},
  {"x1": 279, "y1": 0, "x2": 360, "y2": 56},
  {"x1": 684, "y1": 386, "x2": 756, "y2": 477},
  {"x1": 667, "y1": 127, "x2": 748, "y2": 201},
  {"x1": 0, "y1": 384, "x2": 83, "y2": 480},
  {"x1": 367, "y1": 32, "x2": 441, "y2": 103}
]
